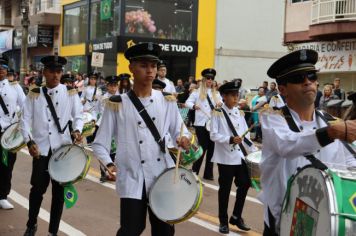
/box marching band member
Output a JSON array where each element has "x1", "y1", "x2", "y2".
[
  {"x1": 0, "y1": 54, "x2": 26, "y2": 210},
  {"x1": 157, "y1": 61, "x2": 176, "y2": 93},
  {"x1": 96, "y1": 75, "x2": 120, "y2": 182},
  {"x1": 210, "y1": 81, "x2": 256, "y2": 234},
  {"x1": 92, "y1": 43, "x2": 191, "y2": 236},
  {"x1": 185, "y1": 68, "x2": 222, "y2": 180},
  {"x1": 21, "y1": 55, "x2": 83, "y2": 236},
  {"x1": 82, "y1": 73, "x2": 102, "y2": 143},
  {"x1": 118, "y1": 73, "x2": 132, "y2": 94},
  {"x1": 260, "y1": 49, "x2": 356, "y2": 236}
]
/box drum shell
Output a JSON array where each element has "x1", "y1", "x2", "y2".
[
  {"x1": 1, "y1": 122, "x2": 25, "y2": 152},
  {"x1": 245, "y1": 151, "x2": 262, "y2": 189},
  {"x1": 82, "y1": 112, "x2": 96, "y2": 137},
  {"x1": 280, "y1": 166, "x2": 356, "y2": 236},
  {"x1": 149, "y1": 167, "x2": 203, "y2": 224}
]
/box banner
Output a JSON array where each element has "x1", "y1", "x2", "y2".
[{"x1": 290, "y1": 39, "x2": 356, "y2": 72}]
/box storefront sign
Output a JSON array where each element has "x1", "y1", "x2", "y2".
[
  {"x1": 290, "y1": 39, "x2": 356, "y2": 72},
  {"x1": 13, "y1": 25, "x2": 53, "y2": 49},
  {"x1": 86, "y1": 37, "x2": 117, "y2": 60},
  {"x1": 118, "y1": 36, "x2": 198, "y2": 57},
  {"x1": 0, "y1": 30, "x2": 13, "y2": 53}
]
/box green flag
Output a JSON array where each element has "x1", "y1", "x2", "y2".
[
  {"x1": 2, "y1": 148, "x2": 8, "y2": 167},
  {"x1": 64, "y1": 184, "x2": 78, "y2": 209},
  {"x1": 100, "y1": 0, "x2": 112, "y2": 20}
]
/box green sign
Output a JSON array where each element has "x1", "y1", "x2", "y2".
[{"x1": 100, "y1": 0, "x2": 112, "y2": 20}]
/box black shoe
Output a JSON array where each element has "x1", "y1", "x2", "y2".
[
  {"x1": 24, "y1": 225, "x2": 37, "y2": 236},
  {"x1": 203, "y1": 176, "x2": 214, "y2": 181},
  {"x1": 100, "y1": 176, "x2": 107, "y2": 183},
  {"x1": 229, "y1": 217, "x2": 251, "y2": 231},
  {"x1": 219, "y1": 224, "x2": 229, "y2": 234}
]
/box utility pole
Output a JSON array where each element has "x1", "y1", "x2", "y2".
[{"x1": 20, "y1": 0, "x2": 30, "y2": 87}]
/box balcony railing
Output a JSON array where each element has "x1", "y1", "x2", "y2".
[{"x1": 311, "y1": 0, "x2": 356, "y2": 24}]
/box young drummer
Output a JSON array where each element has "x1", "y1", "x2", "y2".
[{"x1": 210, "y1": 81, "x2": 256, "y2": 234}]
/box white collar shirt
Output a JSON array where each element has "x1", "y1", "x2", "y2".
[
  {"x1": 210, "y1": 104, "x2": 256, "y2": 165},
  {"x1": 159, "y1": 77, "x2": 176, "y2": 93},
  {"x1": 0, "y1": 79, "x2": 26, "y2": 131},
  {"x1": 259, "y1": 107, "x2": 356, "y2": 230},
  {"x1": 20, "y1": 84, "x2": 84, "y2": 155},
  {"x1": 83, "y1": 86, "x2": 102, "y2": 120},
  {"x1": 92, "y1": 89, "x2": 191, "y2": 199},
  {"x1": 185, "y1": 88, "x2": 222, "y2": 126}
]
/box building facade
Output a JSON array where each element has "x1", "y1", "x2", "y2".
[
  {"x1": 215, "y1": 0, "x2": 287, "y2": 89},
  {"x1": 0, "y1": 0, "x2": 61, "y2": 72},
  {"x1": 284, "y1": 0, "x2": 356, "y2": 91},
  {"x1": 60, "y1": 0, "x2": 216, "y2": 82}
]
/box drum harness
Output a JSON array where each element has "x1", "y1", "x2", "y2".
[
  {"x1": 42, "y1": 87, "x2": 73, "y2": 135},
  {"x1": 220, "y1": 107, "x2": 253, "y2": 157},
  {"x1": 127, "y1": 90, "x2": 167, "y2": 155}
]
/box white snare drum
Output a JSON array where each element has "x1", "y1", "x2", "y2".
[
  {"x1": 245, "y1": 151, "x2": 262, "y2": 190},
  {"x1": 82, "y1": 112, "x2": 95, "y2": 137},
  {"x1": 280, "y1": 166, "x2": 356, "y2": 236},
  {"x1": 149, "y1": 167, "x2": 203, "y2": 224},
  {"x1": 1, "y1": 122, "x2": 25, "y2": 152},
  {"x1": 48, "y1": 145, "x2": 90, "y2": 185}
]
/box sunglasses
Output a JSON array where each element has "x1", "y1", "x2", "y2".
[{"x1": 285, "y1": 72, "x2": 318, "y2": 84}]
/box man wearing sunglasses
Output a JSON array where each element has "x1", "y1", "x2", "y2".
[{"x1": 259, "y1": 49, "x2": 356, "y2": 236}]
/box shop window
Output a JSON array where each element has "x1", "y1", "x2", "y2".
[
  {"x1": 63, "y1": 4, "x2": 88, "y2": 45},
  {"x1": 64, "y1": 56, "x2": 88, "y2": 74},
  {"x1": 90, "y1": 0, "x2": 121, "y2": 39},
  {"x1": 125, "y1": 0, "x2": 194, "y2": 40}
]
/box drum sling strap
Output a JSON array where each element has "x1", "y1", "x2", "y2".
[
  {"x1": 42, "y1": 87, "x2": 70, "y2": 134},
  {"x1": 206, "y1": 95, "x2": 215, "y2": 110},
  {"x1": 281, "y1": 106, "x2": 328, "y2": 170},
  {"x1": 90, "y1": 86, "x2": 97, "y2": 102},
  {"x1": 0, "y1": 95, "x2": 9, "y2": 115},
  {"x1": 127, "y1": 90, "x2": 166, "y2": 154},
  {"x1": 221, "y1": 108, "x2": 253, "y2": 156}
]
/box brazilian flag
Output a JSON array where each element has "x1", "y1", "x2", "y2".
[
  {"x1": 1, "y1": 148, "x2": 8, "y2": 167},
  {"x1": 64, "y1": 184, "x2": 78, "y2": 209},
  {"x1": 100, "y1": 0, "x2": 112, "y2": 21}
]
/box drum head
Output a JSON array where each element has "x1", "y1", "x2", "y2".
[
  {"x1": 48, "y1": 145, "x2": 88, "y2": 184},
  {"x1": 149, "y1": 168, "x2": 201, "y2": 223},
  {"x1": 1, "y1": 123, "x2": 24, "y2": 150},
  {"x1": 83, "y1": 112, "x2": 93, "y2": 123},
  {"x1": 246, "y1": 151, "x2": 261, "y2": 164},
  {"x1": 280, "y1": 167, "x2": 337, "y2": 236}
]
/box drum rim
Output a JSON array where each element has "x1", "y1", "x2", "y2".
[
  {"x1": 1, "y1": 122, "x2": 25, "y2": 151},
  {"x1": 280, "y1": 166, "x2": 339, "y2": 235},
  {"x1": 48, "y1": 144, "x2": 89, "y2": 184},
  {"x1": 149, "y1": 167, "x2": 203, "y2": 224}
]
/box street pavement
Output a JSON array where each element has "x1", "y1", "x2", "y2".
[{"x1": 0, "y1": 147, "x2": 264, "y2": 236}]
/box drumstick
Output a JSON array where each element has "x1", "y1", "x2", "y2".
[
  {"x1": 233, "y1": 123, "x2": 256, "y2": 148},
  {"x1": 97, "y1": 158, "x2": 116, "y2": 177},
  {"x1": 174, "y1": 123, "x2": 185, "y2": 184}
]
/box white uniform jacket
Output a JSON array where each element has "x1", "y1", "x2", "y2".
[
  {"x1": 259, "y1": 107, "x2": 356, "y2": 230},
  {"x1": 185, "y1": 89, "x2": 222, "y2": 126},
  {"x1": 82, "y1": 86, "x2": 102, "y2": 121},
  {"x1": 159, "y1": 77, "x2": 176, "y2": 93},
  {"x1": 92, "y1": 89, "x2": 191, "y2": 199},
  {"x1": 20, "y1": 84, "x2": 84, "y2": 155},
  {"x1": 0, "y1": 79, "x2": 26, "y2": 132},
  {"x1": 95, "y1": 91, "x2": 120, "y2": 127},
  {"x1": 210, "y1": 104, "x2": 256, "y2": 165}
]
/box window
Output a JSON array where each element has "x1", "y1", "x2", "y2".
[
  {"x1": 63, "y1": 4, "x2": 88, "y2": 45},
  {"x1": 64, "y1": 56, "x2": 87, "y2": 74},
  {"x1": 125, "y1": 0, "x2": 195, "y2": 40},
  {"x1": 90, "y1": 0, "x2": 121, "y2": 39}
]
